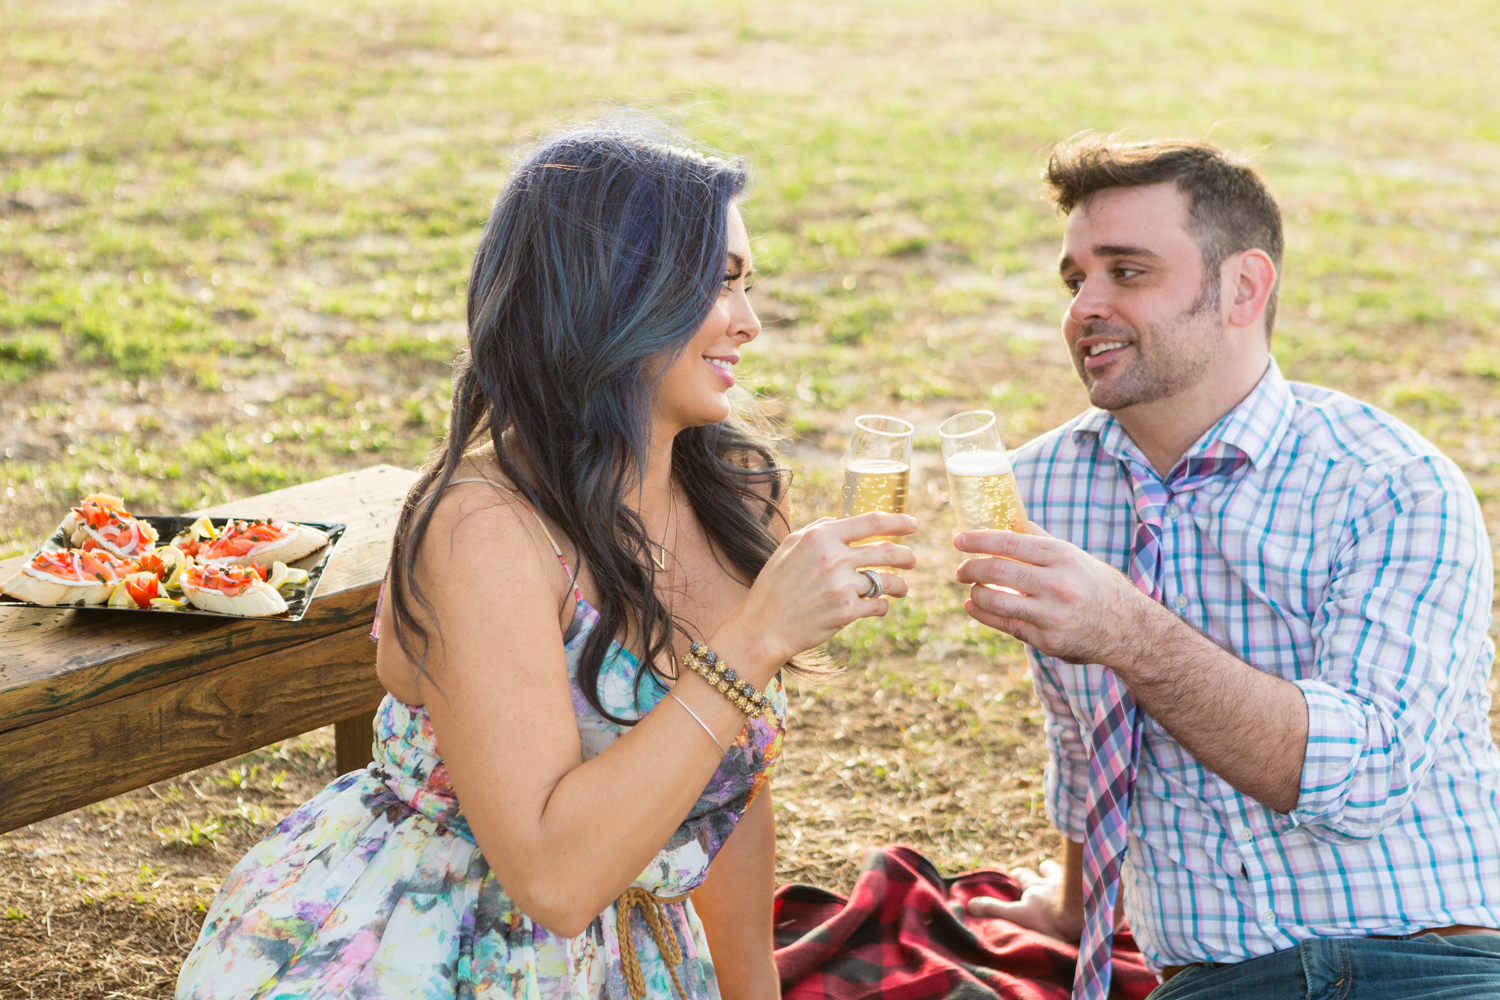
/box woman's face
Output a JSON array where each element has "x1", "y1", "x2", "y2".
[{"x1": 654, "y1": 202, "x2": 761, "y2": 433}]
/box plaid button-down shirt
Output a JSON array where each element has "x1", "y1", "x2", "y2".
[{"x1": 1012, "y1": 358, "x2": 1500, "y2": 971}]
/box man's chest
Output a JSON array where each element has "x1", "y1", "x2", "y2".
[{"x1": 1020, "y1": 456, "x2": 1367, "y2": 686}]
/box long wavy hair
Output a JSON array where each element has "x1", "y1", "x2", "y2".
[{"x1": 386, "y1": 121, "x2": 787, "y2": 722}]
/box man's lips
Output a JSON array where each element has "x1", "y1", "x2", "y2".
[{"x1": 1077, "y1": 338, "x2": 1132, "y2": 371}]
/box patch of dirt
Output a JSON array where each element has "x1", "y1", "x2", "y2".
[{"x1": 0, "y1": 731, "x2": 339, "y2": 1000}]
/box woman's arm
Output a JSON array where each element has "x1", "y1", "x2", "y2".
[
  {"x1": 390, "y1": 483, "x2": 916, "y2": 938},
  {"x1": 690, "y1": 458, "x2": 784, "y2": 999},
  {"x1": 692, "y1": 791, "x2": 780, "y2": 1000}
]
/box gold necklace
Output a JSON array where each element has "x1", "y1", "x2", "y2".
[{"x1": 650, "y1": 486, "x2": 677, "y2": 571}]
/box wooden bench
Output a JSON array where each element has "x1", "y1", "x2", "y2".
[{"x1": 0, "y1": 464, "x2": 419, "y2": 835}]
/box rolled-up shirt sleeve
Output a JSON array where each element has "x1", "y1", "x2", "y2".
[
  {"x1": 1029, "y1": 649, "x2": 1091, "y2": 842},
  {"x1": 1281, "y1": 455, "x2": 1493, "y2": 842}
]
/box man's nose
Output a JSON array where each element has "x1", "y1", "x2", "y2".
[{"x1": 1066, "y1": 277, "x2": 1112, "y2": 325}]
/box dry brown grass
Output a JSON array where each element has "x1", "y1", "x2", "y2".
[
  {"x1": 0, "y1": 732, "x2": 338, "y2": 999},
  {"x1": 6, "y1": 0, "x2": 1500, "y2": 994}
]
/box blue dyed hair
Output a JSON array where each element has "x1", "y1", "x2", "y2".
[{"x1": 388, "y1": 121, "x2": 787, "y2": 720}]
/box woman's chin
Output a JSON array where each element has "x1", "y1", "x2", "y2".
[
  {"x1": 690, "y1": 400, "x2": 733, "y2": 427},
  {"x1": 700, "y1": 407, "x2": 733, "y2": 427}
]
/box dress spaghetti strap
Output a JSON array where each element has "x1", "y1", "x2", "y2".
[
  {"x1": 445, "y1": 477, "x2": 583, "y2": 603},
  {"x1": 368, "y1": 476, "x2": 582, "y2": 642}
]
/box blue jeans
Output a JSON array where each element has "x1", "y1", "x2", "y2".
[{"x1": 1147, "y1": 934, "x2": 1500, "y2": 1000}]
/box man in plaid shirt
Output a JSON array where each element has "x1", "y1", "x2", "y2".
[{"x1": 956, "y1": 137, "x2": 1500, "y2": 999}]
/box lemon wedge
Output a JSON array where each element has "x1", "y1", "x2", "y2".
[
  {"x1": 107, "y1": 582, "x2": 137, "y2": 608},
  {"x1": 267, "y1": 562, "x2": 310, "y2": 593},
  {"x1": 163, "y1": 551, "x2": 189, "y2": 591},
  {"x1": 150, "y1": 598, "x2": 187, "y2": 610}
]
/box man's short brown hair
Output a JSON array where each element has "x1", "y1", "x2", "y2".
[{"x1": 1045, "y1": 136, "x2": 1285, "y2": 338}]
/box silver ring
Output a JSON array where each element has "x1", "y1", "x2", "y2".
[{"x1": 859, "y1": 568, "x2": 884, "y2": 600}]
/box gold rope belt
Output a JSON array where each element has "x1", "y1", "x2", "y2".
[{"x1": 616, "y1": 887, "x2": 693, "y2": 1000}]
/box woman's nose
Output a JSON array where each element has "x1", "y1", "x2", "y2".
[{"x1": 733, "y1": 295, "x2": 761, "y2": 343}]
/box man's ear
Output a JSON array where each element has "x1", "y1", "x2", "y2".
[{"x1": 1225, "y1": 249, "x2": 1276, "y2": 333}]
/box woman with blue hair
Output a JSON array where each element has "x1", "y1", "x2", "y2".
[{"x1": 176, "y1": 121, "x2": 916, "y2": 1000}]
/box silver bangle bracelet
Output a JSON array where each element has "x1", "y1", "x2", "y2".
[{"x1": 667, "y1": 692, "x2": 726, "y2": 755}]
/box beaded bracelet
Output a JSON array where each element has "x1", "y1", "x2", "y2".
[{"x1": 683, "y1": 641, "x2": 772, "y2": 718}]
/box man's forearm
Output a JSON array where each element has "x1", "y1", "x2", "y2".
[
  {"x1": 1114, "y1": 607, "x2": 1308, "y2": 813},
  {"x1": 954, "y1": 529, "x2": 1310, "y2": 813}
]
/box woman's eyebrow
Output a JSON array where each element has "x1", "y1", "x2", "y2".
[{"x1": 727, "y1": 251, "x2": 754, "y2": 276}]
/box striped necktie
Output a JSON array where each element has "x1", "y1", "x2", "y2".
[{"x1": 1073, "y1": 443, "x2": 1249, "y2": 1000}]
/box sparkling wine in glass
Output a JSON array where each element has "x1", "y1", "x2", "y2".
[
  {"x1": 840, "y1": 415, "x2": 914, "y2": 547},
  {"x1": 939, "y1": 410, "x2": 1028, "y2": 533}
]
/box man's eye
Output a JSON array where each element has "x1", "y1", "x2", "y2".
[
  {"x1": 1114, "y1": 268, "x2": 1141, "y2": 281},
  {"x1": 1062, "y1": 279, "x2": 1082, "y2": 294}
]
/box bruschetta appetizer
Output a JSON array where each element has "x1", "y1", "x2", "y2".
[
  {"x1": 194, "y1": 518, "x2": 329, "y2": 568},
  {"x1": 61, "y1": 493, "x2": 159, "y2": 558},
  {"x1": 0, "y1": 548, "x2": 138, "y2": 607},
  {"x1": 180, "y1": 562, "x2": 289, "y2": 617}
]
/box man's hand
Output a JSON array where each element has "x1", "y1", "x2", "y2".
[
  {"x1": 954, "y1": 524, "x2": 1168, "y2": 668},
  {"x1": 958, "y1": 525, "x2": 1309, "y2": 814},
  {"x1": 966, "y1": 857, "x2": 1084, "y2": 943}
]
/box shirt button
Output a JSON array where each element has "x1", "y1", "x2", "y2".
[
  {"x1": 1166, "y1": 503, "x2": 1180, "y2": 518},
  {"x1": 1259, "y1": 909, "x2": 1277, "y2": 925},
  {"x1": 1173, "y1": 594, "x2": 1189, "y2": 610},
  {"x1": 1237, "y1": 827, "x2": 1253, "y2": 842}
]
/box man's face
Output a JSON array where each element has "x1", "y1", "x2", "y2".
[{"x1": 1057, "y1": 183, "x2": 1224, "y2": 411}]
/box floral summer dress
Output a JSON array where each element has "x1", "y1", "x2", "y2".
[{"x1": 176, "y1": 484, "x2": 787, "y2": 1000}]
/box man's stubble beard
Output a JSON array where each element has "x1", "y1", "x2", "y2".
[{"x1": 1075, "y1": 281, "x2": 1223, "y2": 412}]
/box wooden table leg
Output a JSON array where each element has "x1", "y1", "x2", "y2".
[{"x1": 335, "y1": 710, "x2": 378, "y2": 774}]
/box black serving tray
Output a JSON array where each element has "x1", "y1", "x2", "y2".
[{"x1": 0, "y1": 516, "x2": 347, "y2": 621}]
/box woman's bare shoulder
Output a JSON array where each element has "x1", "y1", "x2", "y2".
[
  {"x1": 419, "y1": 459, "x2": 560, "y2": 571},
  {"x1": 379, "y1": 462, "x2": 575, "y2": 700},
  {"x1": 402, "y1": 455, "x2": 572, "y2": 621}
]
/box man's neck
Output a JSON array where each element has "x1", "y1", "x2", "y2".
[{"x1": 1111, "y1": 358, "x2": 1270, "y2": 475}]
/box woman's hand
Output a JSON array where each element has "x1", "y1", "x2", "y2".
[{"x1": 714, "y1": 512, "x2": 917, "y2": 684}]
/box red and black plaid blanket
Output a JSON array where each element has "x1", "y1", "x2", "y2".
[{"x1": 773, "y1": 846, "x2": 1156, "y2": 1000}]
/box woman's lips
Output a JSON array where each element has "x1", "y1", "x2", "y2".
[{"x1": 705, "y1": 357, "x2": 735, "y2": 387}]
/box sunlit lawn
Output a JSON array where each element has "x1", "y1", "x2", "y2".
[{"x1": 2, "y1": 0, "x2": 1500, "y2": 995}]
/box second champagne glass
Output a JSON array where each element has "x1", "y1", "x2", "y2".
[
  {"x1": 840, "y1": 414, "x2": 914, "y2": 548},
  {"x1": 939, "y1": 409, "x2": 1028, "y2": 533}
]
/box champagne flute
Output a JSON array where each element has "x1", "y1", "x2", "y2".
[
  {"x1": 939, "y1": 410, "x2": 1028, "y2": 533},
  {"x1": 839, "y1": 415, "x2": 914, "y2": 550}
]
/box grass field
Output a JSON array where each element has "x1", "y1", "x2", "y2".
[{"x1": 3, "y1": 0, "x2": 1500, "y2": 995}]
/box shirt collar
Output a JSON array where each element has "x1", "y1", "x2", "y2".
[{"x1": 1070, "y1": 357, "x2": 1293, "y2": 473}]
